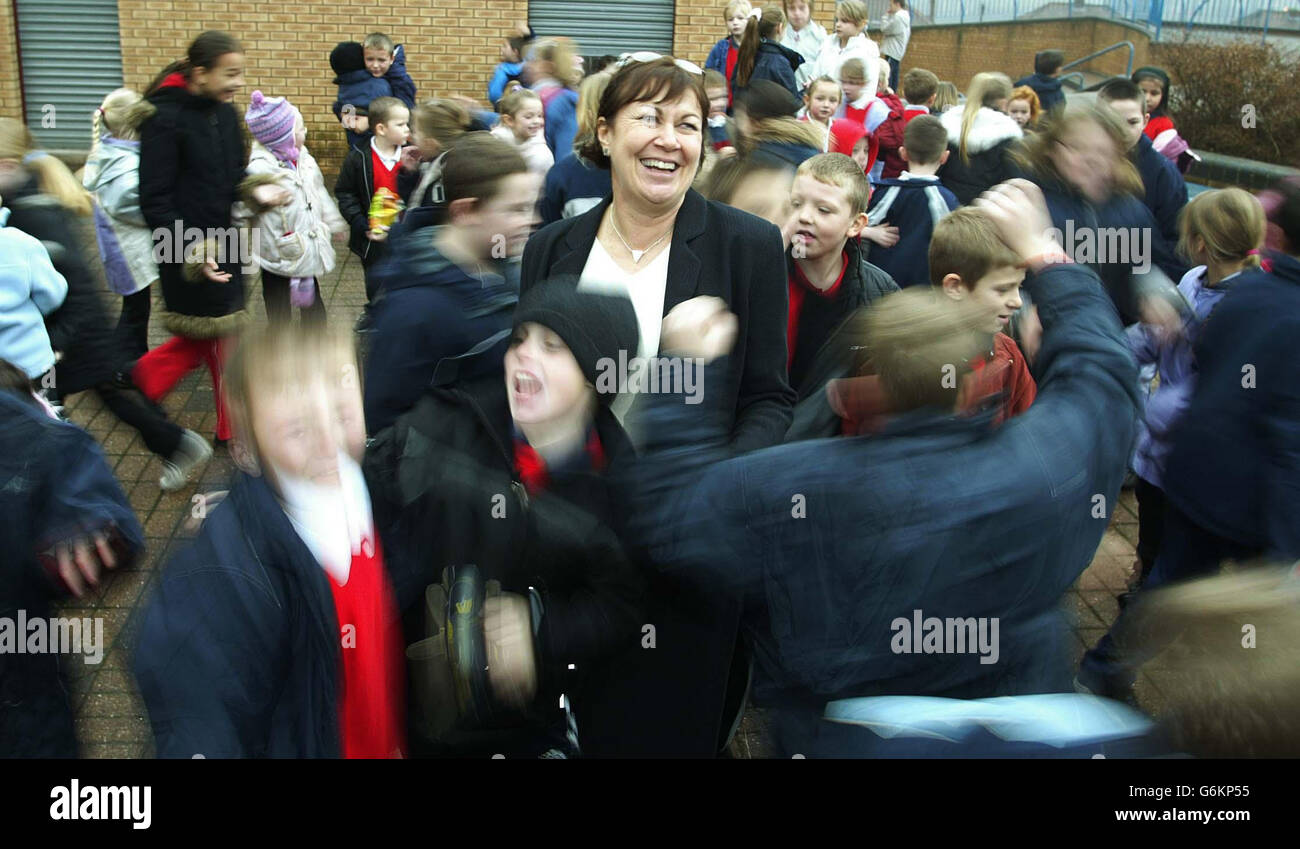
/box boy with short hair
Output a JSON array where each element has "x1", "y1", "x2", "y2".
[
  {"x1": 927, "y1": 208, "x2": 1037, "y2": 420},
  {"x1": 900, "y1": 67, "x2": 938, "y2": 120},
  {"x1": 881, "y1": 67, "x2": 939, "y2": 178},
  {"x1": 1015, "y1": 49, "x2": 1066, "y2": 113},
  {"x1": 781, "y1": 0, "x2": 828, "y2": 90},
  {"x1": 1097, "y1": 77, "x2": 1188, "y2": 251},
  {"x1": 331, "y1": 33, "x2": 417, "y2": 151},
  {"x1": 830, "y1": 204, "x2": 1037, "y2": 433},
  {"x1": 134, "y1": 323, "x2": 409, "y2": 758},
  {"x1": 335, "y1": 96, "x2": 410, "y2": 311},
  {"x1": 363, "y1": 133, "x2": 542, "y2": 434},
  {"x1": 784, "y1": 152, "x2": 899, "y2": 438},
  {"x1": 866, "y1": 115, "x2": 958, "y2": 288}
]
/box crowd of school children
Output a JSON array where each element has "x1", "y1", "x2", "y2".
[{"x1": 2, "y1": 0, "x2": 1298, "y2": 761}]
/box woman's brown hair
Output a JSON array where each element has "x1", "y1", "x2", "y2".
[{"x1": 578, "y1": 57, "x2": 709, "y2": 170}]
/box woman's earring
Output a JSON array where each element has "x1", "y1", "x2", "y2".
[{"x1": 602, "y1": 146, "x2": 610, "y2": 155}]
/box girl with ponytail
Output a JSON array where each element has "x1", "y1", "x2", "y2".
[
  {"x1": 133, "y1": 30, "x2": 290, "y2": 449},
  {"x1": 84, "y1": 88, "x2": 159, "y2": 356},
  {"x1": 730, "y1": 5, "x2": 803, "y2": 103},
  {"x1": 936, "y1": 72, "x2": 1022, "y2": 205}
]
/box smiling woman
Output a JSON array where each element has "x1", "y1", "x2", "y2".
[{"x1": 519, "y1": 54, "x2": 795, "y2": 758}]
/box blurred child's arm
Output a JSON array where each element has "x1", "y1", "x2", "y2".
[
  {"x1": 488, "y1": 62, "x2": 520, "y2": 105},
  {"x1": 385, "y1": 44, "x2": 417, "y2": 108},
  {"x1": 35, "y1": 422, "x2": 143, "y2": 598},
  {"x1": 25, "y1": 237, "x2": 69, "y2": 316}
]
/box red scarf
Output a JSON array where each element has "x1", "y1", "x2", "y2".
[{"x1": 512, "y1": 428, "x2": 606, "y2": 495}]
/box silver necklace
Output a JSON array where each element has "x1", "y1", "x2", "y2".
[{"x1": 608, "y1": 209, "x2": 669, "y2": 264}]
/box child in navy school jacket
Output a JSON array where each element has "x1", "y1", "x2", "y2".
[{"x1": 865, "y1": 115, "x2": 959, "y2": 289}]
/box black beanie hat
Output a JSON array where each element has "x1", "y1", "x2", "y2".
[
  {"x1": 512, "y1": 279, "x2": 640, "y2": 405},
  {"x1": 330, "y1": 42, "x2": 365, "y2": 76}
]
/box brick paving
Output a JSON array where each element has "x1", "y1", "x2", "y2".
[{"x1": 57, "y1": 255, "x2": 1159, "y2": 759}]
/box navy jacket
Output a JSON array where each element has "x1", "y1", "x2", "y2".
[
  {"x1": 615, "y1": 261, "x2": 1138, "y2": 754},
  {"x1": 364, "y1": 366, "x2": 645, "y2": 753},
  {"x1": 363, "y1": 225, "x2": 520, "y2": 434},
  {"x1": 521, "y1": 189, "x2": 795, "y2": 455},
  {"x1": 730, "y1": 40, "x2": 804, "y2": 103},
  {"x1": 1037, "y1": 176, "x2": 1186, "y2": 325},
  {"x1": 865, "y1": 174, "x2": 960, "y2": 289},
  {"x1": 1134, "y1": 134, "x2": 1187, "y2": 250},
  {"x1": 539, "y1": 154, "x2": 612, "y2": 227},
  {"x1": 1162, "y1": 252, "x2": 1300, "y2": 560},
  {"x1": 132, "y1": 471, "x2": 418, "y2": 758},
  {"x1": 1, "y1": 392, "x2": 143, "y2": 757},
  {"x1": 1015, "y1": 73, "x2": 1065, "y2": 112}
]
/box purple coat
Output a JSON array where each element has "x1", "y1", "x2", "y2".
[{"x1": 1128, "y1": 265, "x2": 1243, "y2": 489}]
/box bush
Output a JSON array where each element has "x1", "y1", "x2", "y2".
[{"x1": 1151, "y1": 38, "x2": 1300, "y2": 166}]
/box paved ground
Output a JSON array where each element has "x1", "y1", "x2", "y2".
[{"x1": 55, "y1": 255, "x2": 1161, "y2": 758}]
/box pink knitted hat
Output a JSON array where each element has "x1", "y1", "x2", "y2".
[{"x1": 245, "y1": 90, "x2": 299, "y2": 160}]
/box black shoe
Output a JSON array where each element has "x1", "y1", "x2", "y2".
[{"x1": 354, "y1": 306, "x2": 376, "y2": 335}]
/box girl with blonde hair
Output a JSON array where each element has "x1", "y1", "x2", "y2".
[
  {"x1": 83, "y1": 88, "x2": 159, "y2": 355},
  {"x1": 936, "y1": 72, "x2": 1021, "y2": 205}
]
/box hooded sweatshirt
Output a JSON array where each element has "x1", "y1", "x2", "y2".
[{"x1": 1014, "y1": 72, "x2": 1065, "y2": 113}]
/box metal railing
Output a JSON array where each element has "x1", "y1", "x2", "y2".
[{"x1": 879, "y1": 0, "x2": 1296, "y2": 42}]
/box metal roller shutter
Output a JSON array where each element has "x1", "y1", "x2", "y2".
[
  {"x1": 15, "y1": 0, "x2": 125, "y2": 151},
  {"x1": 529, "y1": 0, "x2": 675, "y2": 57}
]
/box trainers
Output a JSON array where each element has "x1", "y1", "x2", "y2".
[{"x1": 160, "y1": 429, "x2": 214, "y2": 491}]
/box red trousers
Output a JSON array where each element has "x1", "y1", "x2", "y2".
[{"x1": 132, "y1": 335, "x2": 232, "y2": 441}]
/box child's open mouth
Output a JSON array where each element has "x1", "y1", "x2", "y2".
[{"x1": 513, "y1": 371, "x2": 543, "y2": 398}]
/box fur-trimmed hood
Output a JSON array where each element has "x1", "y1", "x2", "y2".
[{"x1": 941, "y1": 105, "x2": 1022, "y2": 155}]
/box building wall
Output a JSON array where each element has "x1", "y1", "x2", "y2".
[
  {"x1": 904, "y1": 19, "x2": 1154, "y2": 89},
  {"x1": 111, "y1": 0, "x2": 529, "y2": 183},
  {"x1": 0, "y1": 1, "x2": 23, "y2": 120}
]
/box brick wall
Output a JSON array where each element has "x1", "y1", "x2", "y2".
[
  {"x1": 112, "y1": 0, "x2": 528, "y2": 181},
  {"x1": 673, "y1": 0, "x2": 728, "y2": 72},
  {"x1": 0, "y1": 1, "x2": 23, "y2": 120},
  {"x1": 904, "y1": 19, "x2": 1154, "y2": 91}
]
